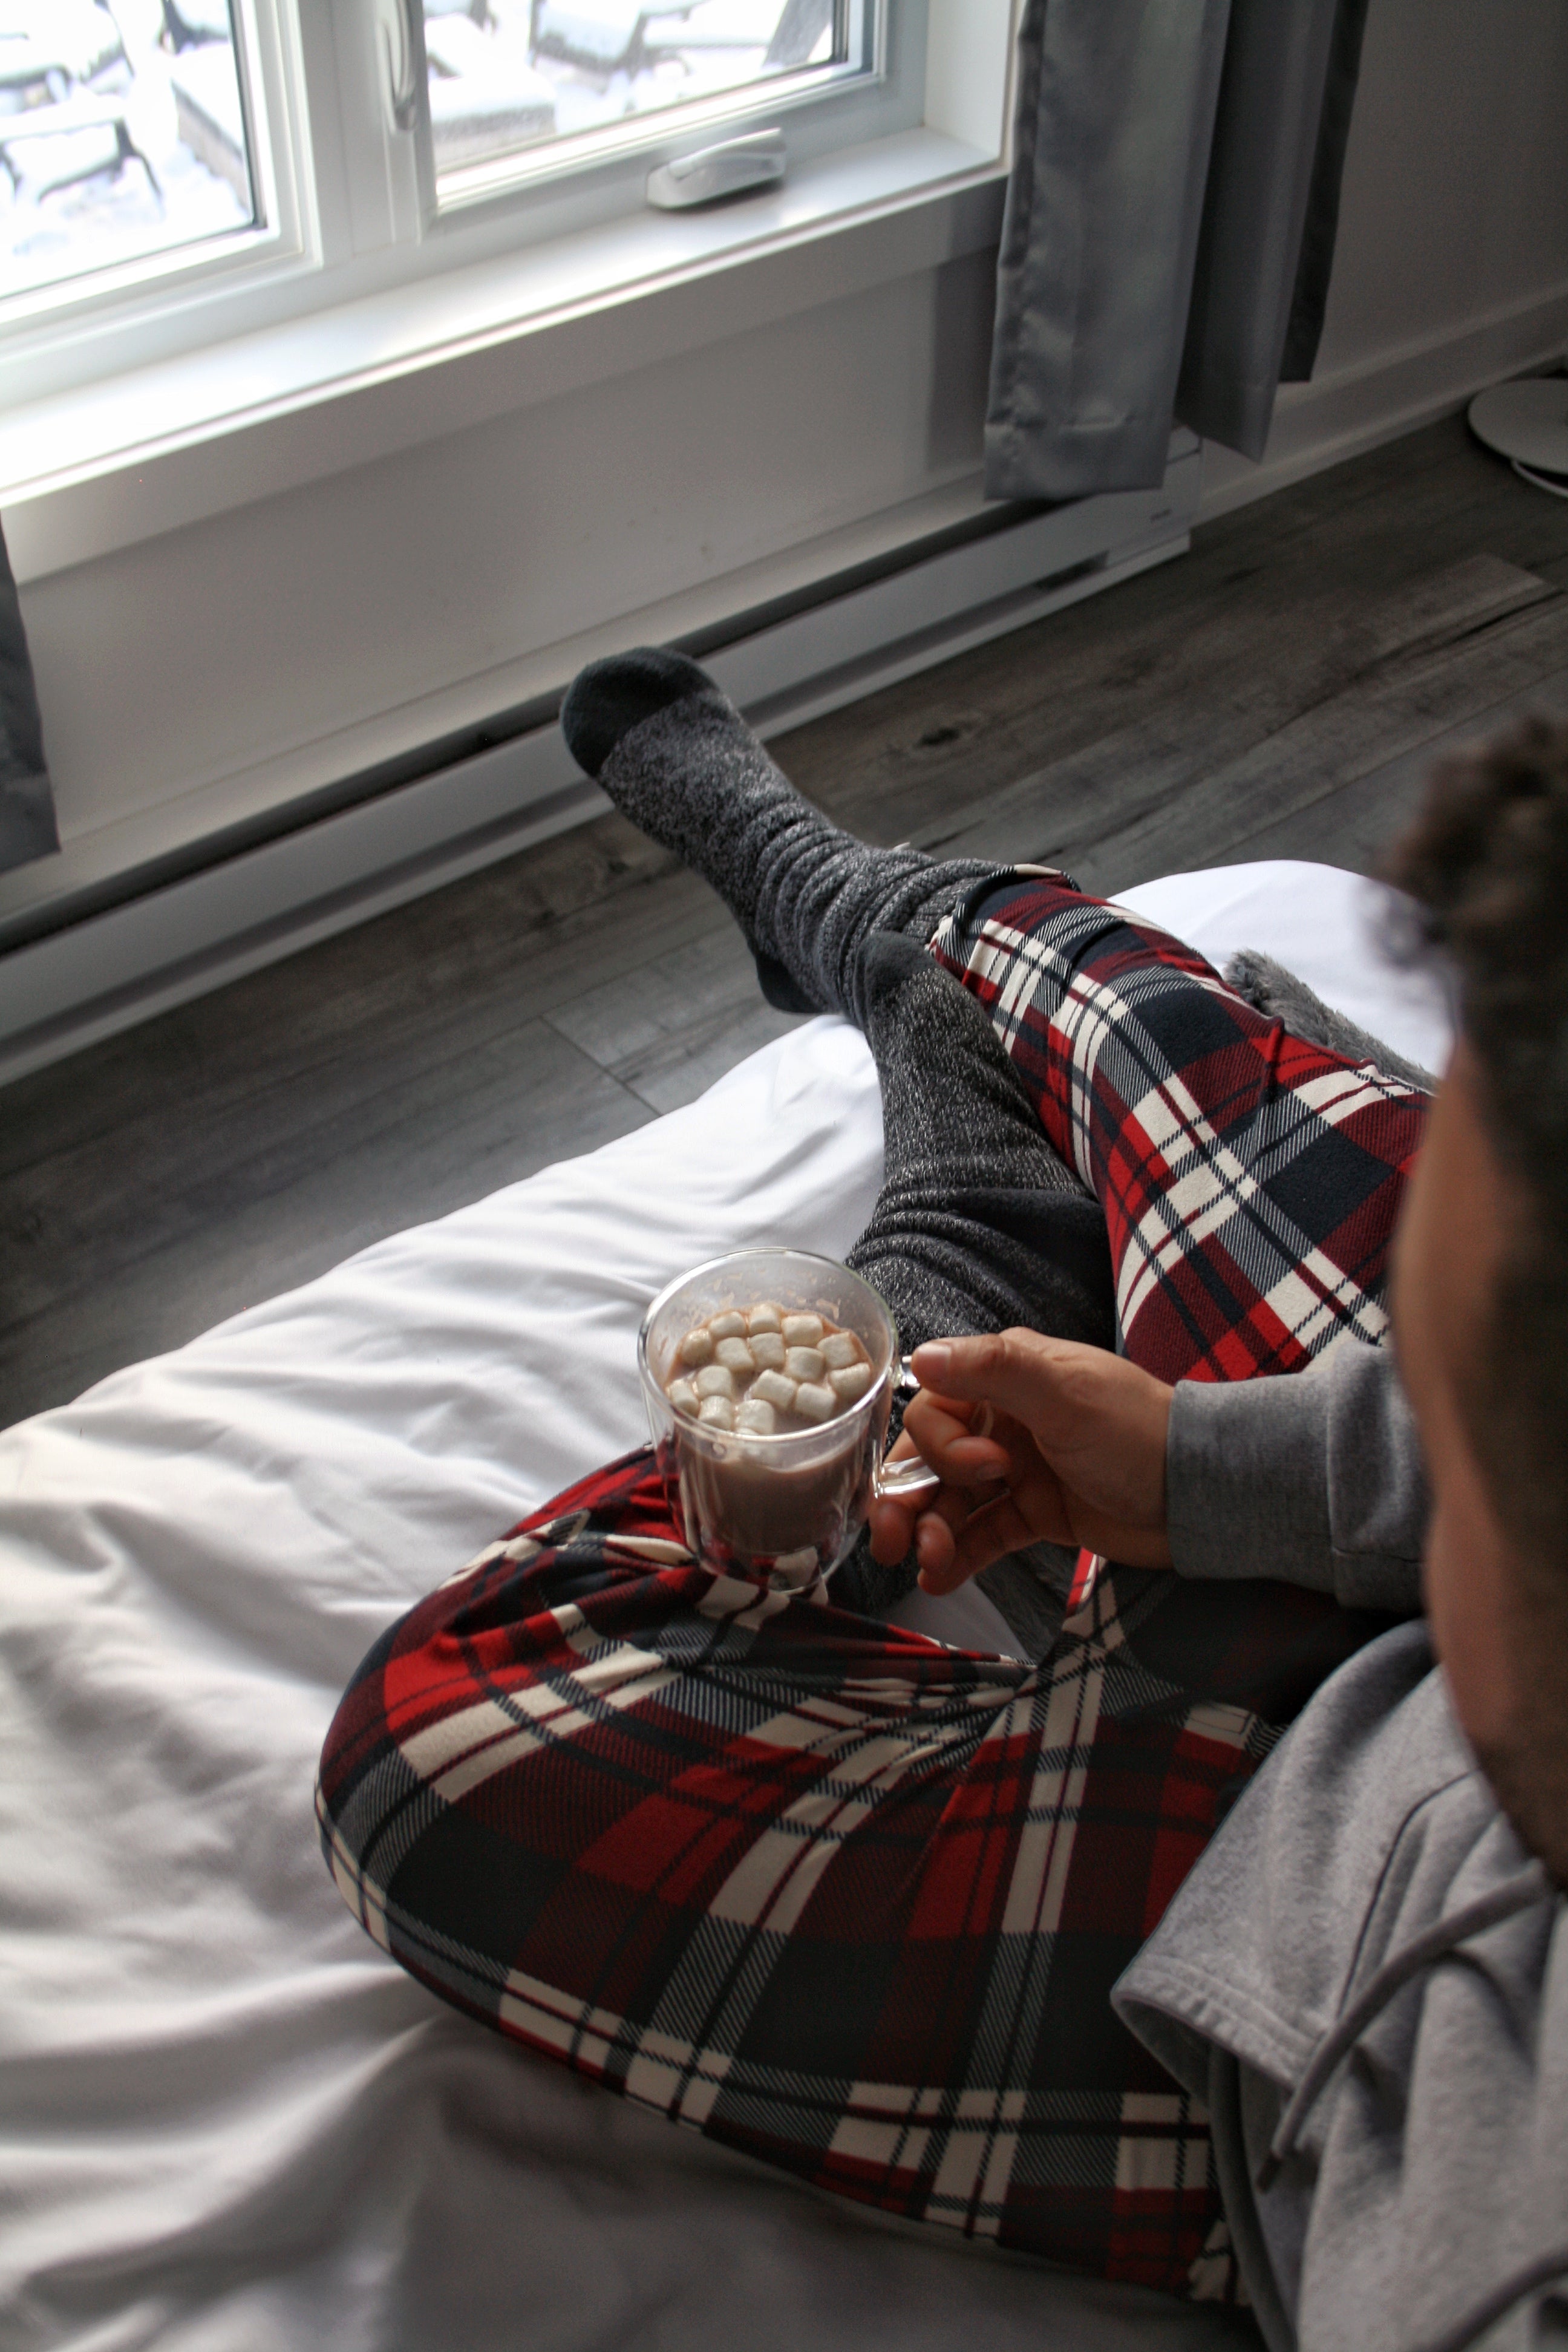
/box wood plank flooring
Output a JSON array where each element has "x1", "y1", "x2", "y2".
[{"x1": 5, "y1": 411, "x2": 1568, "y2": 1428}]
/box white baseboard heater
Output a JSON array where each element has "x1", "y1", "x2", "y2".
[{"x1": 0, "y1": 442, "x2": 1200, "y2": 1088}]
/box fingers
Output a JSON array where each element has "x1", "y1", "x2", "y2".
[
  {"x1": 909, "y1": 1331, "x2": 1101, "y2": 1436},
  {"x1": 899, "y1": 1391, "x2": 1013, "y2": 1486},
  {"x1": 867, "y1": 1429, "x2": 930, "y2": 1565},
  {"x1": 867, "y1": 1474, "x2": 972, "y2": 1569},
  {"x1": 916, "y1": 1489, "x2": 1042, "y2": 1594},
  {"x1": 867, "y1": 1494, "x2": 920, "y2": 1565},
  {"x1": 867, "y1": 1405, "x2": 1010, "y2": 1569},
  {"x1": 911, "y1": 1509, "x2": 957, "y2": 1583},
  {"x1": 910, "y1": 1333, "x2": 1174, "y2": 1541},
  {"x1": 869, "y1": 1334, "x2": 1175, "y2": 1593}
]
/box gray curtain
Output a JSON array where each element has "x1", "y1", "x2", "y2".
[
  {"x1": 0, "y1": 518, "x2": 59, "y2": 877},
  {"x1": 985, "y1": 0, "x2": 1367, "y2": 499},
  {"x1": 1278, "y1": 0, "x2": 1372, "y2": 384}
]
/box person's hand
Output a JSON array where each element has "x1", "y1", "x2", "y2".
[{"x1": 867, "y1": 1331, "x2": 1175, "y2": 1594}]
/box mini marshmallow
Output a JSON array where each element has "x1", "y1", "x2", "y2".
[
  {"x1": 818, "y1": 1331, "x2": 865, "y2": 1370},
  {"x1": 782, "y1": 1313, "x2": 824, "y2": 1347},
  {"x1": 829, "y1": 1361, "x2": 873, "y2": 1405},
  {"x1": 746, "y1": 1303, "x2": 782, "y2": 1334},
  {"x1": 678, "y1": 1326, "x2": 714, "y2": 1367},
  {"x1": 667, "y1": 1377, "x2": 701, "y2": 1416},
  {"x1": 708, "y1": 1312, "x2": 747, "y2": 1341},
  {"x1": 749, "y1": 1332, "x2": 786, "y2": 1371},
  {"x1": 783, "y1": 1346, "x2": 826, "y2": 1383},
  {"x1": 750, "y1": 1369, "x2": 797, "y2": 1413},
  {"x1": 794, "y1": 1381, "x2": 836, "y2": 1424},
  {"x1": 735, "y1": 1397, "x2": 777, "y2": 1436},
  {"x1": 715, "y1": 1336, "x2": 756, "y2": 1374},
  {"x1": 697, "y1": 1396, "x2": 736, "y2": 1430},
  {"x1": 693, "y1": 1363, "x2": 737, "y2": 1400}
]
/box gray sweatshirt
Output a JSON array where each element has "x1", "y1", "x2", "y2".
[{"x1": 1113, "y1": 1341, "x2": 1567, "y2": 2351}]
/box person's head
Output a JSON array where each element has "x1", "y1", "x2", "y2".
[{"x1": 1388, "y1": 716, "x2": 1568, "y2": 1884}]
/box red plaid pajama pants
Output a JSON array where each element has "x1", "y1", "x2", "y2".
[{"x1": 318, "y1": 875, "x2": 1429, "y2": 2299}]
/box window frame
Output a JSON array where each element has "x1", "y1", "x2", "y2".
[
  {"x1": 419, "y1": 0, "x2": 881, "y2": 221},
  {"x1": 0, "y1": 0, "x2": 315, "y2": 352},
  {"x1": 0, "y1": 0, "x2": 964, "y2": 410}
]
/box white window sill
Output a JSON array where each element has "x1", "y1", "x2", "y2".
[{"x1": 1, "y1": 129, "x2": 1004, "y2": 584}]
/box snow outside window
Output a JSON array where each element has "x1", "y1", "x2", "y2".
[
  {"x1": 0, "y1": 0, "x2": 958, "y2": 408},
  {"x1": 422, "y1": 1, "x2": 871, "y2": 208},
  {"x1": 1, "y1": 1, "x2": 255, "y2": 299}
]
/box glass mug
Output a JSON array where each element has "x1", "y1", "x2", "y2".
[{"x1": 638, "y1": 1247, "x2": 941, "y2": 1587}]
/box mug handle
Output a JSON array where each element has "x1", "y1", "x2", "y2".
[{"x1": 871, "y1": 1356, "x2": 943, "y2": 1503}]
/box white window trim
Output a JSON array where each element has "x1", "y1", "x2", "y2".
[
  {"x1": 0, "y1": 0, "x2": 1018, "y2": 585},
  {"x1": 1, "y1": 1, "x2": 1011, "y2": 397},
  {"x1": 0, "y1": 0, "x2": 318, "y2": 355}
]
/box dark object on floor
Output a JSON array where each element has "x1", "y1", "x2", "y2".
[{"x1": 0, "y1": 514, "x2": 60, "y2": 878}]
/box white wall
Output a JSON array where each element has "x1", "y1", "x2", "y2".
[
  {"x1": 1201, "y1": 0, "x2": 1568, "y2": 514},
  {"x1": 7, "y1": 0, "x2": 1568, "y2": 935},
  {"x1": 1, "y1": 165, "x2": 1008, "y2": 935},
  {"x1": 22, "y1": 244, "x2": 996, "y2": 865}
]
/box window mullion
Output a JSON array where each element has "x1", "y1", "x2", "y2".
[{"x1": 313, "y1": 0, "x2": 428, "y2": 262}]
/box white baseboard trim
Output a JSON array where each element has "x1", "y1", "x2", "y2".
[
  {"x1": 1198, "y1": 277, "x2": 1568, "y2": 521},
  {"x1": 0, "y1": 451, "x2": 1198, "y2": 1089}
]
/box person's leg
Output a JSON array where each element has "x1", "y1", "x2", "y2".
[
  {"x1": 836, "y1": 933, "x2": 1116, "y2": 1624},
  {"x1": 846, "y1": 934, "x2": 1114, "y2": 1364},
  {"x1": 318, "y1": 1447, "x2": 1267, "y2": 2301},
  {"x1": 929, "y1": 872, "x2": 1429, "y2": 1385},
  {"x1": 562, "y1": 653, "x2": 1423, "y2": 1382},
  {"x1": 927, "y1": 870, "x2": 1431, "y2": 1717},
  {"x1": 315, "y1": 909, "x2": 1419, "y2": 2304},
  {"x1": 560, "y1": 649, "x2": 1009, "y2": 1028}
]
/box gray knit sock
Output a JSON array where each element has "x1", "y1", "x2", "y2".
[
  {"x1": 560, "y1": 648, "x2": 1001, "y2": 1025},
  {"x1": 834, "y1": 935, "x2": 1116, "y2": 1635}
]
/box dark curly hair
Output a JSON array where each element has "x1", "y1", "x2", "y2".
[{"x1": 1384, "y1": 713, "x2": 1568, "y2": 1575}]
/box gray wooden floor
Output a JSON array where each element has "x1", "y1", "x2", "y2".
[{"x1": 5, "y1": 413, "x2": 1568, "y2": 1428}]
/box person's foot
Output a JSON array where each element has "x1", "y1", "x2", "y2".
[
  {"x1": 560, "y1": 648, "x2": 998, "y2": 1025},
  {"x1": 558, "y1": 647, "x2": 714, "y2": 783}
]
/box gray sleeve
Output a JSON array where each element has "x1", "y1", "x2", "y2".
[{"x1": 1165, "y1": 1339, "x2": 1428, "y2": 1613}]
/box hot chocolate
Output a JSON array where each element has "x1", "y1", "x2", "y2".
[
  {"x1": 638, "y1": 1252, "x2": 904, "y2": 1586},
  {"x1": 662, "y1": 1302, "x2": 874, "y2": 1434},
  {"x1": 658, "y1": 1302, "x2": 881, "y2": 1573}
]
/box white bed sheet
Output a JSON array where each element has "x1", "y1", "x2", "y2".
[{"x1": 0, "y1": 863, "x2": 1448, "y2": 2352}]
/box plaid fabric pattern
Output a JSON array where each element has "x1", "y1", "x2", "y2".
[
  {"x1": 319, "y1": 1449, "x2": 1283, "y2": 2295},
  {"x1": 318, "y1": 876, "x2": 1429, "y2": 2301},
  {"x1": 930, "y1": 874, "x2": 1429, "y2": 1385}
]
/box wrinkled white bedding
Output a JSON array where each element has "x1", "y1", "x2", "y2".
[{"x1": 0, "y1": 863, "x2": 1450, "y2": 2352}]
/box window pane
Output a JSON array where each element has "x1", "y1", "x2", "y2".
[
  {"x1": 425, "y1": 0, "x2": 850, "y2": 188},
  {"x1": 1, "y1": 0, "x2": 255, "y2": 302}
]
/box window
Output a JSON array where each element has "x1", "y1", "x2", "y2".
[
  {"x1": 1, "y1": 2, "x2": 256, "y2": 299},
  {"x1": 1, "y1": 0, "x2": 1005, "y2": 416},
  {"x1": 420, "y1": 1, "x2": 876, "y2": 211}
]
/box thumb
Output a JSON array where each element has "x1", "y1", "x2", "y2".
[
  {"x1": 909, "y1": 1331, "x2": 1094, "y2": 1434},
  {"x1": 910, "y1": 1331, "x2": 1174, "y2": 1547}
]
